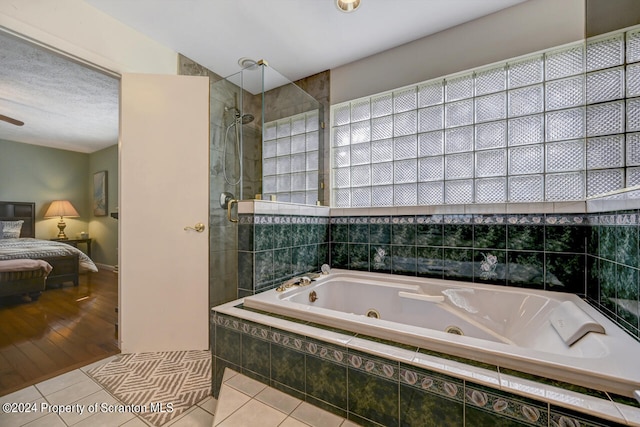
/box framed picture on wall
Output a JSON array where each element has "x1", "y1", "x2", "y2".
[{"x1": 93, "y1": 170, "x2": 108, "y2": 216}]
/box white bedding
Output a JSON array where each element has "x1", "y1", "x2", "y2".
[{"x1": 0, "y1": 238, "x2": 98, "y2": 272}]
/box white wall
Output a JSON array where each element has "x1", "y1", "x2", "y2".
[
  {"x1": 330, "y1": 0, "x2": 585, "y2": 104},
  {"x1": 0, "y1": 0, "x2": 176, "y2": 75}
]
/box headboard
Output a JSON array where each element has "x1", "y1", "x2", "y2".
[{"x1": 0, "y1": 201, "x2": 36, "y2": 238}]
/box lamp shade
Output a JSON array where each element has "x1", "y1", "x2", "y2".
[{"x1": 44, "y1": 200, "x2": 80, "y2": 218}]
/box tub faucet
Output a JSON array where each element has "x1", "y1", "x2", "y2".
[{"x1": 275, "y1": 276, "x2": 312, "y2": 292}]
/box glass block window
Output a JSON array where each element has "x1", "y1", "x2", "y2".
[
  {"x1": 263, "y1": 110, "x2": 319, "y2": 204},
  {"x1": 331, "y1": 25, "x2": 640, "y2": 207}
]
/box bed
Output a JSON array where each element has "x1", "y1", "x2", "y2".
[
  {"x1": 0, "y1": 201, "x2": 98, "y2": 288},
  {"x1": 0, "y1": 259, "x2": 52, "y2": 300}
]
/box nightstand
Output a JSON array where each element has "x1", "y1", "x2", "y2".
[{"x1": 51, "y1": 238, "x2": 92, "y2": 258}]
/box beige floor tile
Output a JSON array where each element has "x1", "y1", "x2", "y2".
[
  {"x1": 212, "y1": 385, "x2": 251, "y2": 425},
  {"x1": 196, "y1": 395, "x2": 217, "y2": 415},
  {"x1": 279, "y1": 417, "x2": 311, "y2": 427},
  {"x1": 167, "y1": 406, "x2": 215, "y2": 427},
  {"x1": 35, "y1": 369, "x2": 90, "y2": 396},
  {"x1": 224, "y1": 373, "x2": 267, "y2": 397},
  {"x1": 55, "y1": 389, "x2": 119, "y2": 426},
  {"x1": 0, "y1": 386, "x2": 41, "y2": 405},
  {"x1": 22, "y1": 412, "x2": 66, "y2": 427},
  {"x1": 217, "y1": 399, "x2": 287, "y2": 427},
  {"x1": 71, "y1": 406, "x2": 136, "y2": 427},
  {"x1": 291, "y1": 402, "x2": 343, "y2": 427},
  {"x1": 255, "y1": 386, "x2": 302, "y2": 415},
  {"x1": 221, "y1": 368, "x2": 238, "y2": 383},
  {"x1": 340, "y1": 420, "x2": 361, "y2": 427},
  {"x1": 45, "y1": 377, "x2": 102, "y2": 406},
  {"x1": 0, "y1": 397, "x2": 47, "y2": 427},
  {"x1": 119, "y1": 416, "x2": 151, "y2": 427}
]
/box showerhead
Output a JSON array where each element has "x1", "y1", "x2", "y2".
[
  {"x1": 224, "y1": 107, "x2": 254, "y2": 127},
  {"x1": 237, "y1": 57, "x2": 259, "y2": 70},
  {"x1": 240, "y1": 113, "x2": 254, "y2": 124}
]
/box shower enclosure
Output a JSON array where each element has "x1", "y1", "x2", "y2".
[{"x1": 207, "y1": 60, "x2": 323, "y2": 308}]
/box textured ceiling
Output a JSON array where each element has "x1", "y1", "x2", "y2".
[{"x1": 0, "y1": 33, "x2": 119, "y2": 153}]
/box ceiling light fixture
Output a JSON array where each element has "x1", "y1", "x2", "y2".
[{"x1": 336, "y1": 0, "x2": 361, "y2": 13}]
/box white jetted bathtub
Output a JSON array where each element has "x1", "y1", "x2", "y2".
[{"x1": 243, "y1": 269, "x2": 640, "y2": 399}]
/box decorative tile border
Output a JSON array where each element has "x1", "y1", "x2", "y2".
[
  {"x1": 463, "y1": 385, "x2": 548, "y2": 427},
  {"x1": 399, "y1": 365, "x2": 464, "y2": 404},
  {"x1": 212, "y1": 309, "x2": 631, "y2": 426}
]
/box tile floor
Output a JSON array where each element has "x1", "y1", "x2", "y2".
[
  {"x1": 0, "y1": 356, "x2": 216, "y2": 427},
  {"x1": 213, "y1": 369, "x2": 359, "y2": 427},
  {"x1": 0, "y1": 357, "x2": 360, "y2": 427}
]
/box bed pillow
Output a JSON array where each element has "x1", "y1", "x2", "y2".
[{"x1": 1, "y1": 220, "x2": 24, "y2": 239}]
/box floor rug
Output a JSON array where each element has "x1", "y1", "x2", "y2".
[{"x1": 87, "y1": 350, "x2": 211, "y2": 426}]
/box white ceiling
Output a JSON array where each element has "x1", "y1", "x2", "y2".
[{"x1": 0, "y1": 0, "x2": 526, "y2": 153}]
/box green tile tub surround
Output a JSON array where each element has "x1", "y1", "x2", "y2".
[
  {"x1": 347, "y1": 350, "x2": 400, "y2": 427},
  {"x1": 273, "y1": 248, "x2": 292, "y2": 280},
  {"x1": 589, "y1": 212, "x2": 640, "y2": 339},
  {"x1": 370, "y1": 244, "x2": 391, "y2": 274},
  {"x1": 391, "y1": 216, "x2": 417, "y2": 246},
  {"x1": 211, "y1": 311, "x2": 631, "y2": 426},
  {"x1": 473, "y1": 249, "x2": 506, "y2": 286},
  {"x1": 329, "y1": 214, "x2": 590, "y2": 290},
  {"x1": 549, "y1": 405, "x2": 626, "y2": 427},
  {"x1": 473, "y1": 222, "x2": 506, "y2": 250},
  {"x1": 330, "y1": 217, "x2": 349, "y2": 243},
  {"x1": 273, "y1": 216, "x2": 292, "y2": 249},
  {"x1": 615, "y1": 224, "x2": 639, "y2": 267},
  {"x1": 417, "y1": 246, "x2": 444, "y2": 279},
  {"x1": 349, "y1": 243, "x2": 369, "y2": 271},
  {"x1": 238, "y1": 213, "x2": 330, "y2": 295},
  {"x1": 237, "y1": 251, "x2": 253, "y2": 292},
  {"x1": 507, "y1": 251, "x2": 545, "y2": 289},
  {"x1": 545, "y1": 253, "x2": 587, "y2": 294},
  {"x1": 443, "y1": 222, "x2": 474, "y2": 248},
  {"x1": 369, "y1": 216, "x2": 391, "y2": 244},
  {"x1": 254, "y1": 250, "x2": 274, "y2": 289},
  {"x1": 292, "y1": 244, "x2": 319, "y2": 275},
  {"x1": 305, "y1": 341, "x2": 348, "y2": 416},
  {"x1": 392, "y1": 245, "x2": 417, "y2": 275},
  {"x1": 443, "y1": 248, "x2": 474, "y2": 281},
  {"x1": 399, "y1": 364, "x2": 464, "y2": 427},
  {"x1": 348, "y1": 217, "x2": 369, "y2": 243},
  {"x1": 506, "y1": 215, "x2": 545, "y2": 251},
  {"x1": 612, "y1": 264, "x2": 640, "y2": 336},
  {"x1": 544, "y1": 222, "x2": 586, "y2": 253},
  {"x1": 462, "y1": 383, "x2": 549, "y2": 427},
  {"x1": 331, "y1": 242, "x2": 349, "y2": 269},
  {"x1": 416, "y1": 222, "x2": 443, "y2": 247}
]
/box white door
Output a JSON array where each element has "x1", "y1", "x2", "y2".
[{"x1": 119, "y1": 73, "x2": 209, "y2": 353}]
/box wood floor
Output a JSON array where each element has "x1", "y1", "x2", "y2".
[{"x1": 0, "y1": 269, "x2": 119, "y2": 397}]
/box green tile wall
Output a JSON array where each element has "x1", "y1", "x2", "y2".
[
  {"x1": 212, "y1": 311, "x2": 626, "y2": 427},
  {"x1": 330, "y1": 214, "x2": 588, "y2": 292},
  {"x1": 238, "y1": 214, "x2": 329, "y2": 296},
  {"x1": 587, "y1": 211, "x2": 640, "y2": 340}
]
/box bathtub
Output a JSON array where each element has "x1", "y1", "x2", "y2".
[{"x1": 243, "y1": 269, "x2": 640, "y2": 399}]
